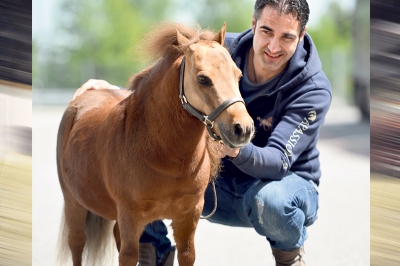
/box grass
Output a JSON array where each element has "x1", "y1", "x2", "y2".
[
  {"x1": 0, "y1": 152, "x2": 32, "y2": 266},
  {"x1": 371, "y1": 173, "x2": 400, "y2": 265}
]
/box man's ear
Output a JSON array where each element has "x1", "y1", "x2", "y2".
[
  {"x1": 252, "y1": 15, "x2": 256, "y2": 34},
  {"x1": 299, "y1": 25, "x2": 308, "y2": 42}
]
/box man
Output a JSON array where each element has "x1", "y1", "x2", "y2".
[{"x1": 73, "y1": 0, "x2": 331, "y2": 265}]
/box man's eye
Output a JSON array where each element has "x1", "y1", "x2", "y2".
[{"x1": 197, "y1": 75, "x2": 211, "y2": 87}]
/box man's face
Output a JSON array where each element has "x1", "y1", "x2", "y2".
[{"x1": 252, "y1": 5, "x2": 306, "y2": 76}]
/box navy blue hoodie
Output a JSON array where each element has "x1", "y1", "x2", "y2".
[{"x1": 221, "y1": 29, "x2": 332, "y2": 186}]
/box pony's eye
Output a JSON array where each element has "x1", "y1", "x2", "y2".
[{"x1": 197, "y1": 75, "x2": 211, "y2": 87}]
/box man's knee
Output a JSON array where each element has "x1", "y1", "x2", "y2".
[
  {"x1": 250, "y1": 174, "x2": 318, "y2": 228},
  {"x1": 249, "y1": 185, "x2": 305, "y2": 249},
  {"x1": 247, "y1": 176, "x2": 318, "y2": 250},
  {"x1": 251, "y1": 181, "x2": 296, "y2": 228}
]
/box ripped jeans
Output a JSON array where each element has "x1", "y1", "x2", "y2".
[{"x1": 140, "y1": 172, "x2": 319, "y2": 263}]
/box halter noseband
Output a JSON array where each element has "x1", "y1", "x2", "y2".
[{"x1": 178, "y1": 56, "x2": 245, "y2": 141}]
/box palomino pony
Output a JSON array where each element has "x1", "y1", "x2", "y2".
[{"x1": 56, "y1": 22, "x2": 254, "y2": 266}]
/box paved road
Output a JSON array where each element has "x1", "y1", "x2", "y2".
[{"x1": 32, "y1": 96, "x2": 369, "y2": 265}]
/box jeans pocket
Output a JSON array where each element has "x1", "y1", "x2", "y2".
[
  {"x1": 304, "y1": 210, "x2": 318, "y2": 227},
  {"x1": 309, "y1": 180, "x2": 319, "y2": 195},
  {"x1": 305, "y1": 181, "x2": 319, "y2": 227}
]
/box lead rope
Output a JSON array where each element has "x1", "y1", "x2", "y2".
[{"x1": 200, "y1": 180, "x2": 217, "y2": 219}]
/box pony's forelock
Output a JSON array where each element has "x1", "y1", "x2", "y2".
[{"x1": 134, "y1": 22, "x2": 217, "y2": 63}]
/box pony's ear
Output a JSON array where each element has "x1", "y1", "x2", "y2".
[
  {"x1": 176, "y1": 29, "x2": 189, "y2": 46},
  {"x1": 212, "y1": 22, "x2": 227, "y2": 46}
]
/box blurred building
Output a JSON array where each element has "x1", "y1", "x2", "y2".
[
  {"x1": 370, "y1": 0, "x2": 400, "y2": 176},
  {"x1": 0, "y1": 0, "x2": 31, "y2": 86}
]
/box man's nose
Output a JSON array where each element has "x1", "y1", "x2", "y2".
[{"x1": 268, "y1": 37, "x2": 280, "y2": 54}]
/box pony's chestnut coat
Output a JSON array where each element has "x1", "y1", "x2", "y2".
[{"x1": 57, "y1": 23, "x2": 254, "y2": 266}]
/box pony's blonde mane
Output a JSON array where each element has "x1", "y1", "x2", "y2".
[{"x1": 135, "y1": 22, "x2": 217, "y2": 62}]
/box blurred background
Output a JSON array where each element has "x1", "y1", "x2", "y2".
[
  {"x1": 370, "y1": 0, "x2": 400, "y2": 265},
  {"x1": 33, "y1": 0, "x2": 366, "y2": 109},
  {"x1": 32, "y1": 0, "x2": 371, "y2": 265},
  {"x1": 0, "y1": 0, "x2": 32, "y2": 265}
]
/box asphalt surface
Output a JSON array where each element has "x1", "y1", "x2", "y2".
[{"x1": 32, "y1": 96, "x2": 369, "y2": 265}]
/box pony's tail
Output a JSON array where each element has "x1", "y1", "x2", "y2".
[
  {"x1": 83, "y1": 211, "x2": 116, "y2": 265},
  {"x1": 57, "y1": 207, "x2": 116, "y2": 266},
  {"x1": 56, "y1": 207, "x2": 71, "y2": 265}
]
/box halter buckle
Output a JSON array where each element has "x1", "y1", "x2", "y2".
[
  {"x1": 179, "y1": 95, "x2": 188, "y2": 105},
  {"x1": 202, "y1": 116, "x2": 214, "y2": 128}
]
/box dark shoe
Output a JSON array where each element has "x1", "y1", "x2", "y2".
[
  {"x1": 271, "y1": 245, "x2": 305, "y2": 266},
  {"x1": 138, "y1": 243, "x2": 175, "y2": 266},
  {"x1": 160, "y1": 247, "x2": 175, "y2": 266},
  {"x1": 138, "y1": 243, "x2": 157, "y2": 266}
]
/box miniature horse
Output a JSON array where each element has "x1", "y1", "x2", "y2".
[{"x1": 56, "y1": 22, "x2": 254, "y2": 266}]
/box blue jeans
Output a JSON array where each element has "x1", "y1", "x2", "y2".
[{"x1": 140, "y1": 172, "x2": 319, "y2": 262}]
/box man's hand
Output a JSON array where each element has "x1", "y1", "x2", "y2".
[
  {"x1": 72, "y1": 79, "x2": 120, "y2": 100},
  {"x1": 219, "y1": 144, "x2": 240, "y2": 159}
]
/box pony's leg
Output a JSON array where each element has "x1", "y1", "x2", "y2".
[
  {"x1": 171, "y1": 214, "x2": 200, "y2": 266},
  {"x1": 117, "y1": 210, "x2": 146, "y2": 266},
  {"x1": 64, "y1": 195, "x2": 88, "y2": 266},
  {"x1": 113, "y1": 222, "x2": 121, "y2": 252}
]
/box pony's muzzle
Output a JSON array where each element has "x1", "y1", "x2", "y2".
[{"x1": 218, "y1": 119, "x2": 255, "y2": 148}]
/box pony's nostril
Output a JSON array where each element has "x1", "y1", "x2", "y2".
[{"x1": 233, "y1": 123, "x2": 244, "y2": 137}]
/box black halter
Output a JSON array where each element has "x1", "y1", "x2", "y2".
[{"x1": 178, "y1": 56, "x2": 245, "y2": 141}]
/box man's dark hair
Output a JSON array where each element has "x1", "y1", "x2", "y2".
[{"x1": 254, "y1": 0, "x2": 310, "y2": 34}]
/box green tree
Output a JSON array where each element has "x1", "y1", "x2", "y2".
[
  {"x1": 34, "y1": 0, "x2": 256, "y2": 89},
  {"x1": 184, "y1": 0, "x2": 254, "y2": 32},
  {"x1": 307, "y1": 2, "x2": 353, "y2": 98},
  {"x1": 49, "y1": 0, "x2": 150, "y2": 88},
  {"x1": 36, "y1": 0, "x2": 253, "y2": 89},
  {"x1": 307, "y1": 2, "x2": 352, "y2": 51}
]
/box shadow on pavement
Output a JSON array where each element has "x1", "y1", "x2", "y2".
[{"x1": 319, "y1": 119, "x2": 370, "y2": 158}]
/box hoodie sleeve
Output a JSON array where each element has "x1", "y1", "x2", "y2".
[{"x1": 229, "y1": 87, "x2": 332, "y2": 180}]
